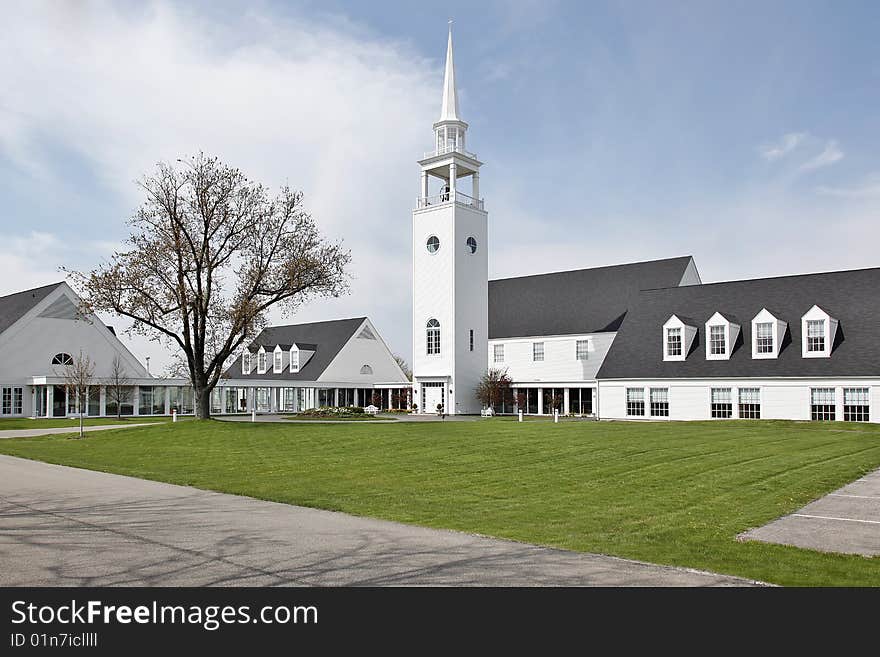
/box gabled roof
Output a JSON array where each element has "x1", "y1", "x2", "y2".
[
  {"x1": 598, "y1": 266, "x2": 880, "y2": 379},
  {"x1": 0, "y1": 282, "x2": 64, "y2": 336},
  {"x1": 226, "y1": 317, "x2": 366, "y2": 381},
  {"x1": 488, "y1": 256, "x2": 696, "y2": 339}
]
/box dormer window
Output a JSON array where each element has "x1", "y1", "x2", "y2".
[
  {"x1": 801, "y1": 305, "x2": 837, "y2": 358},
  {"x1": 705, "y1": 313, "x2": 740, "y2": 361},
  {"x1": 273, "y1": 347, "x2": 283, "y2": 373},
  {"x1": 751, "y1": 309, "x2": 787, "y2": 360},
  {"x1": 257, "y1": 348, "x2": 267, "y2": 374},
  {"x1": 662, "y1": 315, "x2": 697, "y2": 362},
  {"x1": 290, "y1": 347, "x2": 300, "y2": 373},
  {"x1": 242, "y1": 352, "x2": 252, "y2": 375}
]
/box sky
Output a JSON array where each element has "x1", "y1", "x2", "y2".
[{"x1": 2, "y1": 0, "x2": 880, "y2": 373}]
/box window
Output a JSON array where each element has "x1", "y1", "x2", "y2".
[
  {"x1": 426, "y1": 235, "x2": 440, "y2": 254},
  {"x1": 1, "y1": 387, "x2": 11, "y2": 415},
  {"x1": 570, "y1": 388, "x2": 593, "y2": 415},
  {"x1": 257, "y1": 351, "x2": 267, "y2": 373},
  {"x1": 273, "y1": 350, "x2": 283, "y2": 373},
  {"x1": 844, "y1": 388, "x2": 869, "y2": 422},
  {"x1": 493, "y1": 344, "x2": 504, "y2": 363},
  {"x1": 290, "y1": 350, "x2": 300, "y2": 372},
  {"x1": 51, "y1": 353, "x2": 73, "y2": 366},
  {"x1": 755, "y1": 323, "x2": 774, "y2": 354},
  {"x1": 469, "y1": 329, "x2": 474, "y2": 352},
  {"x1": 576, "y1": 340, "x2": 589, "y2": 360},
  {"x1": 532, "y1": 342, "x2": 544, "y2": 361},
  {"x1": 738, "y1": 388, "x2": 761, "y2": 419},
  {"x1": 242, "y1": 352, "x2": 251, "y2": 374},
  {"x1": 709, "y1": 325, "x2": 726, "y2": 355},
  {"x1": 626, "y1": 388, "x2": 645, "y2": 416},
  {"x1": 426, "y1": 319, "x2": 441, "y2": 355},
  {"x1": 711, "y1": 388, "x2": 733, "y2": 419},
  {"x1": 466, "y1": 237, "x2": 477, "y2": 254},
  {"x1": 806, "y1": 319, "x2": 825, "y2": 353},
  {"x1": 13, "y1": 387, "x2": 23, "y2": 415},
  {"x1": 666, "y1": 328, "x2": 682, "y2": 357},
  {"x1": 360, "y1": 365, "x2": 373, "y2": 375},
  {"x1": 650, "y1": 388, "x2": 669, "y2": 417},
  {"x1": 811, "y1": 388, "x2": 836, "y2": 421}
]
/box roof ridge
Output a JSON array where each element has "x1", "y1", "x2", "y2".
[
  {"x1": 489, "y1": 255, "x2": 692, "y2": 283},
  {"x1": 0, "y1": 281, "x2": 64, "y2": 301},
  {"x1": 640, "y1": 264, "x2": 880, "y2": 293}
]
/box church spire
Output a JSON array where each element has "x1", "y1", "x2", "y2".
[{"x1": 439, "y1": 21, "x2": 461, "y2": 122}]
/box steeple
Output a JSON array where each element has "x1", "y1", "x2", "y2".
[{"x1": 440, "y1": 21, "x2": 460, "y2": 122}]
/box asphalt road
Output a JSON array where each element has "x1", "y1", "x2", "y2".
[{"x1": 0, "y1": 455, "x2": 757, "y2": 586}]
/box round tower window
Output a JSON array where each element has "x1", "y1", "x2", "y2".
[
  {"x1": 426, "y1": 235, "x2": 440, "y2": 254},
  {"x1": 466, "y1": 237, "x2": 477, "y2": 254}
]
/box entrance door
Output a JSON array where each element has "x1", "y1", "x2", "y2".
[
  {"x1": 52, "y1": 385, "x2": 67, "y2": 417},
  {"x1": 422, "y1": 383, "x2": 445, "y2": 414}
]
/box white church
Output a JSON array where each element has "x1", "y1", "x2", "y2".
[
  {"x1": 1, "y1": 28, "x2": 878, "y2": 424},
  {"x1": 408, "y1": 27, "x2": 880, "y2": 423}
]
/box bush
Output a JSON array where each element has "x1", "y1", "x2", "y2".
[{"x1": 297, "y1": 406, "x2": 365, "y2": 418}]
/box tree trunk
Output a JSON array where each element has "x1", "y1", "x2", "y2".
[{"x1": 195, "y1": 385, "x2": 211, "y2": 420}]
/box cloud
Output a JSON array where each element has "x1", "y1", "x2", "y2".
[
  {"x1": 759, "y1": 132, "x2": 805, "y2": 160},
  {"x1": 798, "y1": 140, "x2": 844, "y2": 172},
  {"x1": 817, "y1": 172, "x2": 880, "y2": 198},
  {"x1": 0, "y1": 1, "x2": 441, "y2": 371}
]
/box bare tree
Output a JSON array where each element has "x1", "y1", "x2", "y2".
[
  {"x1": 59, "y1": 351, "x2": 95, "y2": 439},
  {"x1": 105, "y1": 354, "x2": 132, "y2": 420},
  {"x1": 393, "y1": 354, "x2": 412, "y2": 381},
  {"x1": 67, "y1": 154, "x2": 351, "y2": 419},
  {"x1": 475, "y1": 368, "x2": 513, "y2": 412}
]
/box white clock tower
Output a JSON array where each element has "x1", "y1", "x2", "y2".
[{"x1": 412, "y1": 24, "x2": 488, "y2": 415}]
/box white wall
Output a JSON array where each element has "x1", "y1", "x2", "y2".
[
  {"x1": 488, "y1": 332, "x2": 616, "y2": 384},
  {"x1": 599, "y1": 378, "x2": 879, "y2": 423},
  {"x1": 318, "y1": 319, "x2": 409, "y2": 385}
]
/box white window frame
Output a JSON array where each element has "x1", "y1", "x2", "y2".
[
  {"x1": 273, "y1": 347, "x2": 283, "y2": 374},
  {"x1": 662, "y1": 315, "x2": 696, "y2": 362},
  {"x1": 493, "y1": 344, "x2": 504, "y2": 363},
  {"x1": 426, "y1": 319, "x2": 441, "y2": 356},
  {"x1": 257, "y1": 348, "x2": 268, "y2": 374},
  {"x1": 576, "y1": 339, "x2": 590, "y2": 360},
  {"x1": 242, "y1": 352, "x2": 252, "y2": 375},
  {"x1": 290, "y1": 347, "x2": 300, "y2": 373},
  {"x1": 532, "y1": 342, "x2": 544, "y2": 361},
  {"x1": 751, "y1": 308, "x2": 787, "y2": 360},
  {"x1": 801, "y1": 305, "x2": 837, "y2": 359}
]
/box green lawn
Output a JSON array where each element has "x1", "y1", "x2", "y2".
[
  {"x1": 0, "y1": 417, "x2": 170, "y2": 430},
  {"x1": 0, "y1": 418, "x2": 878, "y2": 585}
]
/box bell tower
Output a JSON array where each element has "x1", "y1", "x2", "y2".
[{"x1": 412, "y1": 23, "x2": 488, "y2": 415}]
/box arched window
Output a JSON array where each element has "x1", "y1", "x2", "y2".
[
  {"x1": 426, "y1": 319, "x2": 441, "y2": 355},
  {"x1": 360, "y1": 365, "x2": 373, "y2": 375},
  {"x1": 51, "y1": 353, "x2": 73, "y2": 366}
]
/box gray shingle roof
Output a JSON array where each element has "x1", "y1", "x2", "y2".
[
  {"x1": 597, "y1": 267, "x2": 880, "y2": 379},
  {"x1": 488, "y1": 256, "x2": 695, "y2": 339},
  {"x1": 224, "y1": 317, "x2": 366, "y2": 381},
  {"x1": 0, "y1": 282, "x2": 63, "y2": 336}
]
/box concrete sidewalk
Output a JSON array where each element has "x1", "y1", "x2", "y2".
[
  {"x1": 741, "y1": 467, "x2": 880, "y2": 556},
  {"x1": 0, "y1": 423, "x2": 157, "y2": 439},
  {"x1": 0, "y1": 455, "x2": 758, "y2": 587}
]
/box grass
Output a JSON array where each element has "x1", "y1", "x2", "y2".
[
  {"x1": 0, "y1": 417, "x2": 170, "y2": 430},
  {"x1": 0, "y1": 418, "x2": 878, "y2": 585}
]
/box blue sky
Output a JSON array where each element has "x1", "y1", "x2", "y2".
[{"x1": 2, "y1": 1, "x2": 879, "y2": 370}]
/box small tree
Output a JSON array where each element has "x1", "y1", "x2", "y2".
[
  {"x1": 105, "y1": 354, "x2": 131, "y2": 420},
  {"x1": 475, "y1": 368, "x2": 513, "y2": 412},
  {"x1": 393, "y1": 354, "x2": 412, "y2": 381},
  {"x1": 370, "y1": 392, "x2": 383, "y2": 408},
  {"x1": 515, "y1": 392, "x2": 527, "y2": 414},
  {"x1": 68, "y1": 154, "x2": 351, "y2": 419},
  {"x1": 59, "y1": 351, "x2": 95, "y2": 439}
]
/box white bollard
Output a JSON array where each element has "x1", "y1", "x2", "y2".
[
  {"x1": 554, "y1": 409, "x2": 559, "y2": 423},
  {"x1": 518, "y1": 409, "x2": 523, "y2": 422},
  {"x1": 251, "y1": 409, "x2": 256, "y2": 423},
  {"x1": 172, "y1": 409, "x2": 177, "y2": 423}
]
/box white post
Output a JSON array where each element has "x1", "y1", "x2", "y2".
[
  {"x1": 421, "y1": 171, "x2": 429, "y2": 202},
  {"x1": 563, "y1": 388, "x2": 570, "y2": 416},
  {"x1": 554, "y1": 409, "x2": 559, "y2": 423},
  {"x1": 449, "y1": 162, "x2": 457, "y2": 198},
  {"x1": 172, "y1": 409, "x2": 177, "y2": 423},
  {"x1": 472, "y1": 171, "x2": 480, "y2": 204},
  {"x1": 251, "y1": 408, "x2": 256, "y2": 422},
  {"x1": 518, "y1": 409, "x2": 523, "y2": 422},
  {"x1": 537, "y1": 388, "x2": 544, "y2": 416}
]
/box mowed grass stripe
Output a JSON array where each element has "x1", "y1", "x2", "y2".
[{"x1": 0, "y1": 418, "x2": 878, "y2": 585}]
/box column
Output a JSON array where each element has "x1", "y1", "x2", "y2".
[
  {"x1": 563, "y1": 388, "x2": 570, "y2": 416},
  {"x1": 537, "y1": 388, "x2": 544, "y2": 415},
  {"x1": 421, "y1": 172, "x2": 429, "y2": 202},
  {"x1": 334, "y1": 388, "x2": 339, "y2": 407},
  {"x1": 47, "y1": 386, "x2": 54, "y2": 417},
  {"x1": 836, "y1": 386, "x2": 845, "y2": 421},
  {"x1": 449, "y1": 162, "x2": 457, "y2": 198},
  {"x1": 472, "y1": 171, "x2": 480, "y2": 205},
  {"x1": 164, "y1": 387, "x2": 171, "y2": 415},
  {"x1": 100, "y1": 386, "x2": 106, "y2": 417},
  {"x1": 133, "y1": 385, "x2": 140, "y2": 416},
  {"x1": 354, "y1": 389, "x2": 359, "y2": 407}
]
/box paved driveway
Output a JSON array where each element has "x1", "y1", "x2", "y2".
[
  {"x1": 0, "y1": 423, "x2": 156, "y2": 439},
  {"x1": 742, "y1": 467, "x2": 880, "y2": 556},
  {"x1": 0, "y1": 456, "x2": 756, "y2": 586}
]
